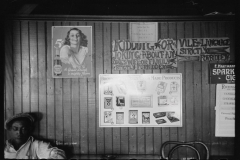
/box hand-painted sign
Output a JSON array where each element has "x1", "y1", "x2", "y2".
[
  {"x1": 112, "y1": 39, "x2": 177, "y2": 70},
  {"x1": 177, "y1": 37, "x2": 230, "y2": 61},
  {"x1": 209, "y1": 63, "x2": 235, "y2": 84}
]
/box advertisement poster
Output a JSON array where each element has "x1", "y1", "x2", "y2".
[
  {"x1": 129, "y1": 22, "x2": 158, "y2": 43},
  {"x1": 52, "y1": 26, "x2": 92, "y2": 78},
  {"x1": 177, "y1": 37, "x2": 230, "y2": 62},
  {"x1": 112, "y1": 39, "x2": 177, "y2": 71},
  {"x1": 99, "y1": 74, "x2": 182, "y2": 127},
  {"x1": 209, "y1": 63, "x2": 235, "y2": 84},
  {"x1": 215, "y1": 84, "x2": 235, "y2": 137}
]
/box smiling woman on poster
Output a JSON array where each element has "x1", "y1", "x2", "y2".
[{"x1": 60, "y1": 28, "x2": 88, "y2": 69}]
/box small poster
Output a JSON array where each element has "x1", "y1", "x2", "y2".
[
  {"x1": 99, "y1": 74, "x2": 182, "y2": 127},
  {"x1": 116, "y1": 112, "x2": 124, "y2": 124},
  {"x1": 215, "y1": 84, "x2": 235, "y2": 137},
  {"x1": 52, "y1": 26, "x2": 92, "y2": 78},
  {"x1": 130, "y1": 22, "x2": 158, "y2": 42},
  {"x1": 209, "y1": 63, "x2": 235, "y2": 84},
  {"x1": 177, "y1": 37, "x2": 230, "y2": 62}
]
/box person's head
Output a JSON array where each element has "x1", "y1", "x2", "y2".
[
  {"x1": 5, "y1": 113, "x2": 35, "y2": 142},
  {"x1": 64, "y1": 28, "x2": 88, "y2": 47}
]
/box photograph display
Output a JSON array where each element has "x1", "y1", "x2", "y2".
[{"x1": 99, "y1": 74, "x2": 182, "y2": 127}]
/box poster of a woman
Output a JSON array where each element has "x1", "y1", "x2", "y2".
[{"x1": 52, "y1": 26, "x2": 92, "y2": 78}]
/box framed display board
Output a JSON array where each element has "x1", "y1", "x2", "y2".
[{"x1": 99, "y1": 74, "x2": 182, "y2": 127}]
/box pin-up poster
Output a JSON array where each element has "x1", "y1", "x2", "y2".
[
  {"x1": 99, "y1": 74, "x2": 182, "y2": 127},
  {"x1": 112, "y1": 39, "x2": 177, "y2": 71},
  {"x1": 52, "y1": 26, "x2": 92, "y2": 78},
  {"x1": 177, "y1": 37, "x2": 230, "y2": 61},
  {"x1": 215, "y1": 84, "x2": 235, "y2": 137}
]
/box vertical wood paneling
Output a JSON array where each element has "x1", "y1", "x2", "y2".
[
  {"x1": 168, "y1": 22, "x2": 178, "y2": 159},
  {"x1": 38, "y1": 21, "x2": 47, "y2": 139},
  {"x1": 70, "y1": 21, "x2": 80, "y2": 154},
  {"x1": 46, "y1": 21, "x2": 55, "y2": 141},
  {"x1": 29, "y1": 21, "x2": 39, "y2": 136},
  {"x1": 95, "y1": 22, "x2": 104, "y2": 154},
  {"x1": 176, "y1": 22, "x2": 187, "y2": 158},
  {"x1": 53, "y1": 21, "x2": 63, "y2": 148},
  {"x1": 200, "y1": 22, "x2": 211, "y2": 158},
  {"x1": 160, "y1": 22, "x2": 170, "y2": 156},
  {"x1": 13, "y1": 21, "x2": 22, "y2": 114},
  {"x1": 209, "y1": 22, "x2": 219, "y2": 156},
  {"x1": 87, "y1": 21, "x2": 97, "y2": 155},
  {"x1": 103, "y1": 22, "x2": 113, "y2": 154},
  {"x1": 153, "y1": 22, "x2": 162, "y2": 155},
  {"x1": 193, "y1": 21, "x2": 204, "y2": 157},
  {"x1": 119, "y1": 23, "x2": 130, "y2": 154},
  {"x1": 80, "y1": 77, "x2": 88, "y2": 154},
  {"x1": 21, "y1": 21, "x2": 30, "y2": 113},
  {"x1": 184, "y1": 22, "x2": 195, "y2": 158},
  {"x1": 5, "y1": 19, "x2": 235, "y2": 159},
  {"x1": 112, "y1": 22, "x2": 121, "y2": 154},
  {"x1": 5, "y1": 20, "x2": 14, "y2": 140}
]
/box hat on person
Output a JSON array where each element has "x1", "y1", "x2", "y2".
[{"x1": 5, "y1": 113, "x2": 35, "y2": 130}]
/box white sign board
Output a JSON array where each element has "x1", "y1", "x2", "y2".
[
  {"x1": 215, "y1": 84, "x2": 235, "y2": 137},
  {"x1": 130, "y1": 22, "x2": 158, "y2": 43},
  {"x1": 99, "y1": 74, "x2": 182, "y2": 127}
]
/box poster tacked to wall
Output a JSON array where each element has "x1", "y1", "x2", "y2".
[
  {"x1": 129, "y1": 22, "x2": 158, "y2": 43},
  {"x1": 215, "y1": 84, "x2": 235, "y2": 137},
  {"x1": 209, "y1": 63, "x2": 235, "y2": 84},
  {"x1": 99, "y1": 74, "x2": 182, "y2": 127},
  {"x1": 177, "y1": 37, "x2": 230, "y2": 62},
  {"x1": 112, "y1": 39, "x2": 177, "y2": 71},
  {"x1": 52, "y1": 26, "x2": 92, "y2": 78}
]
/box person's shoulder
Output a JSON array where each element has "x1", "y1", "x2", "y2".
[{"x1": 60, "y1": 45, "x2": 70, "y2": 51}]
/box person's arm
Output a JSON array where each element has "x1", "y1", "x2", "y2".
[
  {"x1": 36, "y1": 141, "x2": 66, "y2": 159},
  {"x1": 60, "y1": 45, "x2": 71, "y2": 64}
]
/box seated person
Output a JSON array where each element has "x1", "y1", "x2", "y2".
[{"x1": 4, "y1": 113, "x2": 66, "y2": 159}]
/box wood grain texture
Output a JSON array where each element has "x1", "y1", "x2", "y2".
[
  {"x1": 29, "y1": 21, "x2": 39, "y2": 136},
  {"x1": 38, "y1": 21, "x2": 47, "y2": 139},
  {"x1": 176, "y1": 22, "x2": 187, "y2": 159},
  {"x1": 200, "y1": 22, "x2": 211, "y2": 159},
  {"x1": 95, "y1": 22, "x2": 104, "y2": 154},
  {"x1": 111, "y1": 22, "x2": 121, "y2": 155},
  {"x1": 5, "y1": 20, "x2": 14, "y2": 140},
  {"x1": 4, "y1": 19, "x2": 235, "y2": 159},
  {"x1": 13, "y1": 21, "x2": 22, "y2": 114},
  {"x1": 103, "y1": 22, "x2": 113, "y2": 154},
  {"x1": 21, "y1": 21, "x2": 30, "y2": 113}
]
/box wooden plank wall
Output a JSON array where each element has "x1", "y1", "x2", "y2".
[{"x1": 4, "y1": 20, "x2": 235, "y2": 159}]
